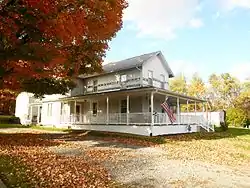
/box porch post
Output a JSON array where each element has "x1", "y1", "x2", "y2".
[
  {"x1": 30, "y1": 105, "x2": 33, "y2": 121},
  {"x1": 206, "y1": 102, "x2": 208, "y2": 121},
  {"x1": 150, "y1": 92, "x2": 154, "y2": 134},
  {"x1": 194, "y1": 101, "x2": 197, "y2": 115},
  {"x1": 74, "y1": 100, "x2": 77, "y2": 123},
  {"x1": 106, "y1": 96, "x2": 109, "y2": 125},
  {"x1": 177, "y1": 97, "x2": 180, "y2": 124},
  {"x1": 127, "y1": 95, "x2": 130, "y2": 125},
  {"x1": 202, "y1": 102, "x2": 205, "y2": 121},
  {"x1": 186, "y1": 100, "x2": 189, "y2": 112},
  {"x1": 37, "y1": 106, "x2": 40, "y2": 124}
]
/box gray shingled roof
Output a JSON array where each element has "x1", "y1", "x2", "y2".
[
  {"x1": 80, "y1": 51, "x2": 174, "y2": 79},
  {"x1": 103, "y1": 51, "x2": 159, "y2": 73}
]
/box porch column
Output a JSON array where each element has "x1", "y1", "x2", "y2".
[
  {"x1": 186, "y1": 100, "x2": 189, "y2": 112},
  {"x1": 151, "y1": 92, "x2": 154, "y2": 129},
  {"x1": 206, "y1": 102, "x2": 208, "y2": 121},
  {"x1": 37, "y1": 106, "x2": 40, "y2": 124},
  {"x1": 202, "y1": 103, "x2": 205, "y2": 122},
  {"x1": 177, "y1": 97, "x2": 180, "y2": 124},
  {"x1": 194, "y1": 101, "x2": 197, "y2": 115},
  {"x1": 30, "y1": 105, "x2": 33, "y2": 121},
  {"x1": 74, "y1": 100, "x2": 77, "y2": 113},
  {"x1": 74, "y1": 100, "x2": 77, "y2": 123},
  {"x1": 127, "y1": 95, "x2": 130, "y2": 125},
  {"x1": 106, "y1": 96, "x2": 109, "y2": 125}
]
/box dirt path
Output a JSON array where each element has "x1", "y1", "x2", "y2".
[{"x1": 49, "y1": 139, "x2": 250, "y2": 188}]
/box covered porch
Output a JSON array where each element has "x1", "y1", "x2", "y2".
[{"x1": 59, "y1": 87, "x2": 213, "y2": 136}]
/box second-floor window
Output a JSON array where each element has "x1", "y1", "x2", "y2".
[
  {"x1": 121, "y1": 74, "x2": 127, "y2": 82},
  {"x1": 93, "y1": 80, "x2": 98, "y2": 92},
  {"x1": 160, "y1": 74, "x2": 165, "y2": 89},
  {"x1": 148, "y1": 70, "x2": 153, "y2": 85}
]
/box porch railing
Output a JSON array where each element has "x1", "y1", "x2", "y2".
[{"x1": 60, "y1": 113, "x2": 210, "y2": 128}]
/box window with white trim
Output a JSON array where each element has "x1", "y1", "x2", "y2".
[
  {"x1": 93, "y1": 80, "x2": 98, "y2": 92},
  {"x1": 121, "y1": 74, "x2": 127, "y2": 82},
  {"x1": 148, "y1": 70, "x2": 153, "y2": 85},
  {"x1": 47, "y1": 103, "x2": 53, "y2": 117},
  {"x1": 120, "y1": 99, "x2": 127, "y2": 113},
  {"x1": 160, "y1": 74, "x2": 165, "y2": 89},
  {"x1": 92, "y1": 102, "x2": 97, "y2": 115}
]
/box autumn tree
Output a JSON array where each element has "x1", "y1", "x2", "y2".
[
  {"x1": 187, "y1": 73, "x2": 206, "y2": 98},
  {"x1": 208, "y1": 73, "x2": 241, "y2": 110},
  {"x1": 187, "y1": 73, "x2": 207, "y2": 111},
  {"x1": 0, "y1": 90, "x2": 17, "y2": 114},
  {"x1": 170, "y1": 73, "x2": 187, "y2": 94},
  {"x1": 0, "y1": 0, "x2": 128, "y2": 97}
]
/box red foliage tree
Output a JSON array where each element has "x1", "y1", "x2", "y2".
[
  {"x1": 0, "y1": 90, "x2": 17, "y2": 115},
  {"x1": 0, "y1": 0, "x2": 127, "y2": 96}
]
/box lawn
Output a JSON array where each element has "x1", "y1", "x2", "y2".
[
  {"x1": 0, "y1": 123, "x2": 71, "y2": 132},
  {"x1": 161, "y1": 128, "x2": 250, "y2": 166},
  {"x1": 0, "y1": 126, "x2": 249, "y2": 187}
]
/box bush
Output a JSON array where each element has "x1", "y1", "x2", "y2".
[
  {"x1": 244, "y1": 119, "x2": 250, "y2": 128},
  {"x1": 226, "y1": 108, "x2": 248, "y2": 127},
  {"x1": 0, "y1": 116, "x2": 20, "y2": 124},
  {"x1": 220, "y1": 122, "x2": 228, "y2": 131}
]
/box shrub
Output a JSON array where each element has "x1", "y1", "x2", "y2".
[
  {"x1": 220, "y1": 122, "x2": 228, "y2": 131},
  {"x1": 0, "y1": 116, "x2": 20, "y2": 124},
  {"x1": 226, "y1": 108, "x2": 248, "y2": 127}
]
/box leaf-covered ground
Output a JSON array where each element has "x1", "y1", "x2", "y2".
[
  {"x1": 0, "y1": 127, "x2": 250, "y2": 187},
  {"x1": 0, "y1": 132, "x2": 117, "y2": 188}
]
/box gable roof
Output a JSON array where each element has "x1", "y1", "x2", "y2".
[
  {"x1": 103, "y1": 51, "x2": 158, "y2": 73},
  {"x1": 80, "y1": 51, "x2": 174, "y2": 79}
]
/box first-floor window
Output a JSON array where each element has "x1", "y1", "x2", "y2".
[
  {"x1": 92, "y1": 102, "x2": 97, "y2": 115},
  {"x1": 47, "y1": 103, "x2": 53, "y2": 117}
]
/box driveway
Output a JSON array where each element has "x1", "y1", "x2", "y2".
[{"x1": 49, "y1": 138, "x2": 250, "y2": 188}]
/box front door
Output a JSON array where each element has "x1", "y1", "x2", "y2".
[{"x1": 76, "y1": 104, "x2": 81, "y2": 122}]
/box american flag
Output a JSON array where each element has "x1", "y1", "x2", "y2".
[{"x1": 161, "y1": 98, "x2": 176, "y2": 123}]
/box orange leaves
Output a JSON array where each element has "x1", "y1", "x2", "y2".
[
  {"x1": 0, "y1": 0, "x2": 128, "y2": 93},
  {"x1": 0, "y1": 133, "x2": 113, "y2": 187}
]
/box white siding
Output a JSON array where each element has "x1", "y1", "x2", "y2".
[
  {"x1": 72, "y1": 125, "x2": 200, "y2": 136},
  {"x1": 41, "y1": 102, "x2": 61, "y2": 126},
  {"x1": 15, "y1": 92, "x2": 30, "y2": 124},
  {"x1": 142, "y1": 55, "x2": 170, "y2": 89}
]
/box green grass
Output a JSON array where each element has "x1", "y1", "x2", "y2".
[
  {"x1": 0, "y1": 155, "x2": 37, "y2": 187},
  {"x1": 0, "y1": 123, "x2": 71, "y2": 132},
  {"x1": 0, "y1": 124, "x2": 25, "y2": 128},
  {"x1": 29, "y1": 125, "x2": 71, "y2": 132}
]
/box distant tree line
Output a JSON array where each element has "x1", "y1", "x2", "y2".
[{"x1": 170, "y1": 73, "x2": 250, "y2": 128}]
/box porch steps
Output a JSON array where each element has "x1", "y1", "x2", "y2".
[{"x1": 199, "y1": 123, "x2": 214, "y2": 132}]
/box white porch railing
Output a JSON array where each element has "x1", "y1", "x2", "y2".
[{"x1": 60, "y1": 113, "x2": 211, "y2": 129}]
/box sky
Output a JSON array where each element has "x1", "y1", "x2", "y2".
[{"x1": 105, "y1": 0, "x2": 250, "y2": 82}]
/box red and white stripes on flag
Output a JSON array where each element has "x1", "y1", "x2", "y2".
[{"x1": 161, "y1": 98, "x2": 176, "y2": 123}]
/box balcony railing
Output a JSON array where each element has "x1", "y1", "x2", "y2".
[{"x1": 60, "y1": 113, "x2": 209, "y2": 127}]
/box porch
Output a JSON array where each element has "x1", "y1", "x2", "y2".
[{"x1": 58, "y1": 87, "x2": 213, "y2": 136}]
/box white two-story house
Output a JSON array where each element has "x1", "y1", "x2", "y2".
[{"x1": 15, "y1": 51, "x2": 213, "y2": 136}]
